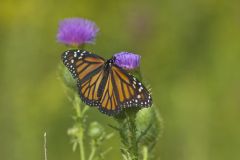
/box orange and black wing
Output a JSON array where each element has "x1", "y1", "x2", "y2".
[
  {"x1": 62, "y1": 49, "x2": 105, "y2": 106},
  {"x1": 98, "y1": 64, "x2": 152, "y2": 115}
]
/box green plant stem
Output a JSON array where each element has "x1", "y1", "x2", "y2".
[
  {"x1": 73, "y1": 95, "x2": 86, "y2": 160},
  {"x1": 88, "y1": 140, "x2": 96, "y2": 160},
  {"x1": 127, "y1": 112, "x2": 138, "y2": 160},
  {"x1": 116, "y1": 109, "x2": 139, "y2": 160},
  {"x1": 79, "y1": 132, "x2": 85, "y2": 160},
  {"x1": 142, "y1": 146, "x2": 148, "y2": 160}
]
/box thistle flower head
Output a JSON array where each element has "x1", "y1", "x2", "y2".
[
  {"x1": 114, "y1": 52, "x2": 141, "y2": 70},
  {"x1": 57, "y1": 18, "x2": 99, "y2": 46}
]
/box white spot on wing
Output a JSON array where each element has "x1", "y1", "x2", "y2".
[
  {"x1": 133, "y1": 84, "x2": 136, "y2": 88},
  {"x1": 74, "y1": 52, "x2": 77, "y2": 57}
]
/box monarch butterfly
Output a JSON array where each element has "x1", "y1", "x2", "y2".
[{"x1": 62, "y1": 49, "x2": 152, "y2": 115}]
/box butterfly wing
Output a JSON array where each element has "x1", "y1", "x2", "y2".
[
  {"x1": 99, "y1": 64, "x2": 152, "y2": 115},
  {"x1": 62, "y1": 50, "x2": 105, "y2": 106}
]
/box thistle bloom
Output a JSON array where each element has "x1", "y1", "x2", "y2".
[
  {"x1": 114, "y1": 52, "x2": 141, "y2": 70},
  {"x1": 57, "y1": 18, "x2": 99, "y2": 46}
]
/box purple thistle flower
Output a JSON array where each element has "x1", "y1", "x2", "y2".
[
  {"x1": 114, "y1": 52, "x2": 141, "y2": 70},
  {"x1": 57, "y1": 18, "x2": 99, "y2": 46}
]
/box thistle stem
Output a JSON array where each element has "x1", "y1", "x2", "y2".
[
  {"x1": 79, "y1": 132, "x2": 85, "y2": 160},
  {"x1": 88, "y1": 140, "x2": 96, "y2": 160},
  {"x1": 142, "y1": 146, "x2": 148, "y2": 160},
  {"x1": 116, "y1": 110, "x2": 139, "y2": 160},
  {"x1": 127, "y1": 112, "x2": 138, "y2": 160},
  {"x1": 73, "y1": 94, "x2": 86, "y2": 160}
]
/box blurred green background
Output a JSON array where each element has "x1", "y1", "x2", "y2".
[{"x1": 1, "y1": 0, "x2": 240, "y2": 160}]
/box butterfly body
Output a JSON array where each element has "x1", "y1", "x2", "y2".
[
  {"x1": 104, "y1": 58, "x2": 115, "y2": 69},
  {"x1": 62, "y1": 49, "x2": 152, "y2": 115}
]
